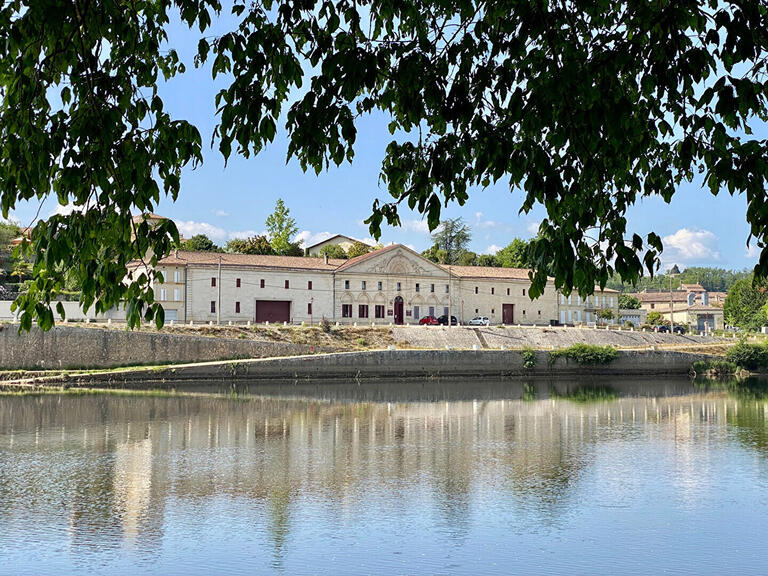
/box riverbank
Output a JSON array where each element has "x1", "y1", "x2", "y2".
[
  {"x1": 0, "y1": 322, "x2": 730, "y2": 370},
  {"x1": 0, "y1": 348, "x2": 719, "y2": 392}
]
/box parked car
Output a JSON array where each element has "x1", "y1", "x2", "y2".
[
  {"x1": 438, "y1": 315, "x2": 458, "y2": 326},
  {"x1": 655, "y1": 325, "x2": 686, "y2": 334},
  {"x1": 468, "y1": 316, "x2": 490, "y2": 326},
  {"x1": 419, "y1": 315, "x2": 440, "y2": 325}
]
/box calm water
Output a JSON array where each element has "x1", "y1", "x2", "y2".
[{"x1": 2, "y1": 378, "x2": 768, "y2": 575}]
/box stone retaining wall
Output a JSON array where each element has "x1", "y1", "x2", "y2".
[
  {"x1": 0, "y1": 325, "x2": 314, "y2": 370},
  {"x1": 39, "y1": 349, "x2": 713, "y2": 389}
]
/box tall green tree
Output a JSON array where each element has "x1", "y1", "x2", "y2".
[
  {"x1": 181, "y1": 234, "x2": 220, "y2": 252},
  {"x1": 265, "y1": 199, "x2": 299, "y2": 256},
  {"x1": 3, "y1": 0, "x2": 768, "y2": 329},
  {"x1": 431, "y1": 218, "x2": 471, "y2": 265},
  {"x1": 495, "y1": 239, "x2": 532, "y2": 269},
  {"x1": 724, "y1": 278, "x2": 768, "y2": 331}
]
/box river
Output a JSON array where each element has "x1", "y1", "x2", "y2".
[{"x1": 1, "y1": 378, "x2": 767, "y2": 575}]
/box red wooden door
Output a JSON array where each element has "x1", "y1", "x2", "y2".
[
  {"x1": 502, "y1": 304, "x2": 514, "y2": 324},
  {"x1": 255, "y1": 300, "x2": 290, "y2": 323},
  {"x1": 394, "y1": 297, "x2": 404, "y2": 325}
]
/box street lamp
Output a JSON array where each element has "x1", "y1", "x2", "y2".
[{"x1": 668, "y1": 265, "x2": 680, "y2": 333}]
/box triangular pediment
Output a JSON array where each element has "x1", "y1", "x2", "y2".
[{"x1": 336, "y1": 244, "x2": 450, "y2": 278}]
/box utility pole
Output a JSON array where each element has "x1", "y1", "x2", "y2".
[{"x1": 217, "y1": 255, "x2": 222, "y2": 325}]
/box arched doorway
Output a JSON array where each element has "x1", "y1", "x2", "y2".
[{"x1": 394, "y1": 296, "x2": 404, "y2": 325}]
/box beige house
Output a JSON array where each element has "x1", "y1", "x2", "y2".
[
  {"x1": 304, "y1": 234, "x2": 373, "y2": 257},
  {"x1": 661, "y1": 304, "x2": 724, "y2": 333},
  {"x1": 145, "y1": 244, "x2": 569, "y2": 325},
  {"x1": 556, "y1": 288, "x2": 620, "y2": 325}
]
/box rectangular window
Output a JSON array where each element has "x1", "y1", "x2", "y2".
[
  {"x1": 377, "y1": 281, "x2": 383, "y2": 291},
  {"x1": 397, "y1": 282, "x2": 401, "y2": 291},
  {"x1": 443, "y1": 307, "x2": 449, "y2": 316},
  {"x1": 445, "y1": 284, "x2": 450, "y2": 293},
  {"x1": 308, "y1": 302, "x2": 312, "y2": 315},
  {"x1": 362, "y1": 281, "x2": 366, "y2": 291},
  {"x1": 236, "y1": 278, "x2": 241, "y2": 288},
  {"x1": 375, "y1": 305, "x2": 385, "y2": 319},
  {"x1": 342, "y1": 304, "x2": 352, "y2": 318},
  {"x1": 429, "y1": 306, "x2": 435, "y2": 317},
  {"x1": 174, "y1": 270, "x2": 181, "y2": 283},
  {"x1": 359, "y1": 304, "x2": 369, "y2": 318},
  {"x1": 173, "y1": 288, "x2": 180, "y2": 302},
  {"x1": 507, "y1": 288, "x2": 510, "y2": 296},
  {"x1": 308, "y1": 281, "x2": 313, "y2": 290},
  {"x1": 523, "y1": 288, "x2": 526, "y2": 296},
  {"x1": 235, "y1": 301, "x2": 241, "y2": 314},
  {"x1": 160, "y1": 288, "x2": 167, "y2": 301},
  {"x1": 284, "y1": 280, "x2": 289, "y2": 289},
  {"x1": 491, "y1": 287, "x2": 495, "y2": 295},
  {"x1": 211, "y1": 277, "x2": 216, "y2": 287},
  {"x1": 260, "y1": 279, "x2": 265, "y2": 289},
  {"x1": 538, "y1": 310, "x2": 541, "y2": 316},
  {"x1": 415, "y1": 283, "x2": 420, "y2": 293},
  {"x1": 345, "y1": 280, "x2": 350, "y2": 290},
  {"x1": 492, "y1": 308, "x2": 495, "y2": 314},
  {"x1": 210, "y1": 301, "x2": 216, "y2": 313},
  {"x1": 475, "y1": 308, "x2": 479, "y2": 314},
  {"x1": 431, "y1": 284, "x2": 435, "y2": 293},
  {"x1": 413, "y1": 306, "x2": 420, "y2": 320},
  {"x1": 475, "y1": 286, "x2": 478, "y2": 294}
]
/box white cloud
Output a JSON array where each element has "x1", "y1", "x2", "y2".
[
  {"x1": 295, "y1": 230, "x2": 334, "y2": 248},
  {"x1": 212, "y1": 209, "x2": 229, "y2": 217},
  {"x1": 662, "y1": 228, "x2": 720, "y2": 265},
  {"x1": 51, "y1": 199, "x2": 98, "y2": 217},
  {"x1": 746, "y1": 242, "x2": 761, "y2": 259},
  {"x1": 486, "y1": 244, "x2": 502, "y2": 255},
  {"x1": 526, "y1": 221, "x2": 540, "y2": 236},
  {"x1": 176, "y1": 220, "x2": 229, "y2": 242},
  {"x1": 405, "y1": 243, "x2": 417, "y2": 251},
  {"x1": 401, "y1": 219, "x2": 430, "y2": 234}
]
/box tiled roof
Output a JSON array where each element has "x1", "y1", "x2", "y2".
[
  {"x1": 445, "y1": 265, "x2": 532, "y2": 280},
  {"x1": 156, "y1": 251, "x2": 344, "y2": 271},
  {"x1": 305, "y1": 234, "x2": 372, "y2": 250}
]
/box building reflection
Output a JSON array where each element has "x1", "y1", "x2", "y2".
[{"x1": 1, "y1": 379, "x2": 767, "y2": 557}]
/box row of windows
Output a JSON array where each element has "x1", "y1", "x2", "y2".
[
  {"x1": 474, "y1": 286, "x2": 526, "y2": 296},
  {"x1": 209, "y1": 301, "x2": 315, "y2": 315},
  {"x1": 211, "y1": 277, "x2": 313, "y2": 290},
  {"x1": 341, "y1": 304, "x2": 386, "y2": 319},
  {"x1": 343, "y1": 280, "x2": 450, "y2": 293},
  {"x1": 559, "y1": 294, "x2": 615, "y2": 307},
  {"x1": 159, "y1": 288, "x2": 182, "y2": 301}
]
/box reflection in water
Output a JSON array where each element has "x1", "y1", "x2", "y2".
[{"x1": 0, "y1": 379, "x2": 767, "y2": 575}]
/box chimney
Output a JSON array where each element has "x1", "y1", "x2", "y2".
[
  {"x1": 702, "y1": 291, "x2": 709, "y2": 306},
  {"x1": 687, "y1": 292, "x2": 695, "y2": 306},
  {"x1": 324, "y1": 253, "x2": 329, "y2": 265}
]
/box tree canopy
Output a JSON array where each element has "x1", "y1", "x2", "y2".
[
  {"x1": 430, "y1": 218, "x2": 471, "y2": 265},
  {"x1": 2, "y1": 0, "x2": 768, "y2": 329},
  {"x1": 724, "y1": 278, "x2": 768, "y2": 331},
  {"x1": 618, "y1": 294, "x2": 642, "y2": 310},
  {"x1": 318, "y1": 244, "x2": 348, "y2": 259},
  {"x1": 346, "y1": 241, "x2": 372, "y2": 259},
  {"x1": 265, "y1": 199, "x2": 299, "y2": 256},
  {"x1": 225, "y1": 235, "x2": 274, "y2": 255},
  {"x1": 181, "y1": 234, "x2": 220, "y2": 252}
]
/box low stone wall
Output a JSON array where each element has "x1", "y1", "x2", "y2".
[
  {"x1": 24, "y1": 349, "x2": 714, "y2": 389},
  {"x1": 393, "y1": 325, "x2": 725, "y2": 349},
  {"x1": 0, "y1": 325, "x2": 315, "y2": 370}
]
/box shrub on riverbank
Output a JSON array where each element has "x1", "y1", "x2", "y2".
[
  {"x1": 691, "y1": 359, "x2": 740, "y2": 377},
  {"x1": 725, "y1": 340, "x2": 768, "y2": 371},
  {"x1": 521, "y1": 347, "x2": 537, "y2": 369},
  {"x1": 548, "y1": 343, "x2": 618, "y2": 366}
]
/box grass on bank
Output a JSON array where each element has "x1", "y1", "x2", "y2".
[{"x1": 548, "y1": 343, "x2": 619, "y2": 366}]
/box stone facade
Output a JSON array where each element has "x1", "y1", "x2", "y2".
[
  {"x1": 556, "y1": 289, "x2": 620, "y2": 325},
  {"x1": 146, "y1": 244, "x2": 611, "y2": 326}
]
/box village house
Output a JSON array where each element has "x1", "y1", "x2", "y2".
[{"x1": 304, "y1": 234, "x2": 374, "y2": 257}]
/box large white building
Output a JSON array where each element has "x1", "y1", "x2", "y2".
[{"x1": 144, "y1": 244, "x2": 618, "y2": 325}]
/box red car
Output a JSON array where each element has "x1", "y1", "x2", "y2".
[{"x1": 419, "y1": 315, "x2": 439, "y2": 325}]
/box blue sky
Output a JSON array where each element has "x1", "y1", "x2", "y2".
[{"x1": 6, "y1": 12, "x2": 763, "y2": 273}]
